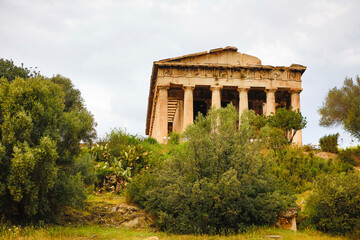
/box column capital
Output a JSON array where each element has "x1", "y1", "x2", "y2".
[
  {"x1": 265, "y1": 87, "x2": 277, "y2": 93},
  {"x1": 210, "y1": 85, "x2": 223, "y2": 91},
  {"x1": 182, "y1": 85, "x2": 195, "y2": 91},
  {"x1": 157, "y1": 84, "x2": 170, "y2": 90},
  {"x1": 237, "y1": 86, "x2": 250, "y2": 92},
  {"x1": 289, "y1": 88, "x2": 302, "y2": 94}
]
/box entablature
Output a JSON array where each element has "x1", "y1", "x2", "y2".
[{"x1": 156, "y1": 63, "x2": 305, "y2": 82}]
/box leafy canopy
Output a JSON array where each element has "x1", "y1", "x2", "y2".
[
  {"x1": 0, "y1": 61, "x2": 96, "y2": 223},
  {"x1": 254, "y1": 108, "x2": 307, "y2": 144},
  {"x1": 319, "y1": 76, "x2": 360, "y2": 140},
  {"x1": 0, "y1": 59, "x2": 39, "y2": 82}
]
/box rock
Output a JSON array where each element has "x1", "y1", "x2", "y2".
[
  {"x1": 277, "y1": 208, "x2": 297, "y2": 232},
  {"x1": 279, "y1": 207, "x2": 297, "y2": 219},
  {"x1": 122, "y1": 216, "x2": 146, "y2": 228},
  {"x1": 315, "y1": 152, "x2": 338, "y2": 160},
  {"x1": 146, "y1": 237, "x2": 159, "y2": 240}
]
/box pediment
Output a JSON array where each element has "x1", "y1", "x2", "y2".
[{"x1": 157, "y1": 46, "x2": 261, "y2": 66}]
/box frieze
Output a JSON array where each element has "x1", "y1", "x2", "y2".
[
  {"x1": 246, "y1": 69, "x2": 255, "y2": 79},
  {"x1": 260, "y1": 70, "x2": 269, "y2": 79},
  {"x1": 164, "y1": 68, "x2": 172, "y2": 76},
  {"x1": 289, "y1": 71, "x2": 296, "y2": 80},
  {"x1": 205, "y1": 68, "x2": 213, "y2": 77},
  {"x1": 157, "y1": 65, "x2": 303, "y2": 81}
]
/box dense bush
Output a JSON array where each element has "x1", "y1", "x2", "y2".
[
  {"x1": 338, "y1": 146, "x2": 360, "y2": 166},
  {"x1": 307, "y1": 172, "x2": 360, "y2": 236},
  {"x1": 319, "y1": 133, "x2": 339, "y2": 153},
  {"x1": 127, "y1": 106, "x2": 294, "y2": 234},
  {"x1": 0, "y1": 62, "x2": 96, "y2": 223},
  {"x1": 270, "y1": 147, "x2": 346, "y2": 193}
]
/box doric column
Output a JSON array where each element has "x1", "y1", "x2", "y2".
[
  {"x1": 210, "y1": 85, "x2": 222, "y2": 108},
  {"x1": 183, "y1": 85, "x2": 195, "y2": 130},
  {"x1": 265, "y1": 88, "x2": 277, "y2": 115},
  {"x1": 290, "y1": 88, "x2": 303, "y2": 145},
  {"x1": 290, "y1": 89, "x2": 302, "y2": 111},
  {"x1": 158, "y1": 85, "x2": 169, "y2": 143},
  {"x1": 237, "y1": 87, "x2": 250, "y2": 114}
]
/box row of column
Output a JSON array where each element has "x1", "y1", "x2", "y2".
[{"x1": 155, "y1": 85, "x2": 302, "y2": 143}]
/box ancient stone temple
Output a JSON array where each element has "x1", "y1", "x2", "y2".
[{"x1": 146, "y1": 47, "x2": 306, "y2": 144}]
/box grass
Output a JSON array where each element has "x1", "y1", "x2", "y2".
[
  {"x1": 0, "y1": 194, "x2": 350, "y2": 240},
  {"x1": 0, "y1": 225, "x2": 349, "y2": 240},
  {"x1": 86, "y1": 193, "x2": 127, "y2": 205}
]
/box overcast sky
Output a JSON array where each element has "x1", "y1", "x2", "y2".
[{"x1": 1, "y1": 0, "x2": 360, "y2": 147}]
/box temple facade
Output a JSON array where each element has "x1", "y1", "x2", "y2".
[{"x1": 146, "y1": 47, "x2": 306, "y2": 144}]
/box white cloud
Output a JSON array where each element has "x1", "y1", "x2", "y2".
[
  {"x1": 337, "y1": 47, "x2": 360, "y2": 66},
  {"x1": 1, "y1": 0, "x2": 360, "y2": 145},
  {"x1": 298, "y1": 0, "x2": 351, "y2": 27}
]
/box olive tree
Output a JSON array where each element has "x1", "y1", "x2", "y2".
[
  {"x1": 0, "y1": 72, "x2": 96, "y2": 223},
  {"x1": 319, "y1": 76, "x2": 360, "y2": 140}
]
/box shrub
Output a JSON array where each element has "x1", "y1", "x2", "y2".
[
  {"x1": 168, "y1": 132, "x2": 181, "y2": 145},
  {"x1": 91, "y1": 129, "x2": 153, "y2": 193},
  {"x1": 319, "y1": 133, "x2": 339, "y2": 153},
  {"x1": 338, "y1": 146, "x2": 360, "y2": 166},
  {"x1": 72, "y1": 149, "x2": 97, "y2": 185},
  {"x1": 270, "y1": 147, "x2": 342, "y2": 193},
  {"x1": 127, "y1": 106, "x2": 294, "y2": 234},
  {"x1": 307, "y1": 172, "x2": 360, "y2": 236}
]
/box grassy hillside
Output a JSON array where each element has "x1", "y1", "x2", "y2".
[{"x1": 0, "y1": 195, "x2": 349, "y2": 240}]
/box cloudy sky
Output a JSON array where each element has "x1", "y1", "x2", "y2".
[{"x1": 1, "y1": 0, "x2": 360, "y2": 147}]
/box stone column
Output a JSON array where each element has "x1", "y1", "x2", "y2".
[
  {"x1": 210, "y1": 85, "x2": 222, "y2": 108},
  {"x1": 172, "y1": 100, "x2": 183, "y2": 133},
  {"x1": 290, "y1": 89, "x2": 301, "y2": 111},
  {"x1": 238, "y1": 87, "x2": 250, "y2": 114},
  {"x1": 183, "y1": 85, "x2": 195, "y2": 130},
  {"x1": 265, "y1": 88, "x2": 277, "y2": 115},
  {"x1": 158, "y1": 85, "x2": 169, "y2": 143},
  {"x1": 290, "y1": 89, "x2": 302, "y2": 145}
]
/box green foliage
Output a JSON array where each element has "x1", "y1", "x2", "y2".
[
  {"x1": 319, "y1": 133, "x2": 339, "y2": 153},
  {"x1": 72, "y1": 149, "x2": 97, "y2": 185},
  {"x1": 270, "y1": 147, "x2": 342, "y2": 193},
  {"x1": 0, "y1": 62, "x2": 96, "y2": 223},
  {"x1": 0, "y1": 59, "x2": 39, "y2": 82},
  {"x1": 91, "y1": 129, "x2": 152, "y2": 193},
  {"x1": 266, "y1": 108, "x2": 307, "y2": 143},
  {"x1": 127, "y1": 106, "x2": 294, "y2": 234},
  {"x1": 143, "y1": 137, "x2": 158, "y2": 145},
  {"x1": 302, "y1": 144, "x2": 319, "y2": 152},
  {"x1": 338, "y1": 146, "x2": 360, "y2": 166},
  {"x1": 307, "y1": 172, "x2": 360, "y2": 236},
  {"x1": 168, "y1": 132, "x2": 180, "y2": 145},
  {"x1": 54, "y1": 172, "x2": 87, "y2": 209},
  {"x1": 319, "y1": 76, "x2": 360, "y2": 140}
]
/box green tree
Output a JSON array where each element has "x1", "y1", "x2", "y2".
[
  {"x1": 0, "y1": 73, "x2": 96, "y2": 223},
  {"x1": 127, "y1": 106, "x2": 294, "y2": 234},
  {"x1": 319, "y1": 76, "x2": 360, "y2": 140},
  {"x1": 267, "y1": 108, "x2": 307, "y2": 143},
  {"x1": 0, "y1": 59, "x2": 39, "y2": 81}
]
